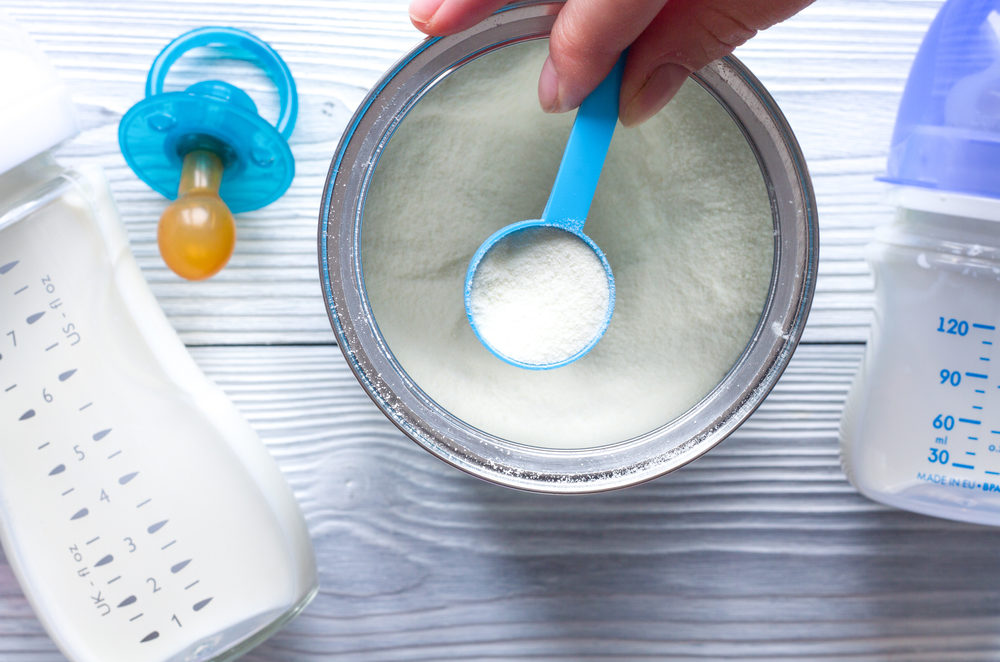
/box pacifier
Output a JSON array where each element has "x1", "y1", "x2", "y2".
[{"x1": 119, "y1": 27, "x2": 297, "y2": 280}]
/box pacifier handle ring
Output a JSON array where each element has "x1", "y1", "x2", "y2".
[{"x1": 145, "y1": 26, "x2": 298, "y2": 139}]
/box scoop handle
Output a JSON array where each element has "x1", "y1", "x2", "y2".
[{"x1": 541, "y1": 53, "x2": 625, "y2": 231}]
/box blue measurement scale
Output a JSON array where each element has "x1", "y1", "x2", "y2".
[
  {"x1": 925, "y1": 318, "x2": 1000, "y2": 482},
  {"x1": 844, "y1": 288, "x2": 1000, "y2": 526}
]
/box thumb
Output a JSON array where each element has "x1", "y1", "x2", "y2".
[{"x1": 620, "y1": 0, "x2": 813, "y2": 126}]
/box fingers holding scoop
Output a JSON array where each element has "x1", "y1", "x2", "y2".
[
  {"x1": 410, "y1": 0, "x2": 665, "y2": 119},
  {"x1": 409, "y1": 0, "x2": 813, "y2": 125},
  {"x1": 409, "y1": 0, "x2": 509, "y2": 34},
  {"x1": 621, "y1": 0, "x2": 814, "y2": 125}
]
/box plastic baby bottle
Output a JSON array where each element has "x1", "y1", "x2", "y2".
[
  {"x1": 841, "y1": 0, "x2": 1000, "y2": 526},
  {"x1": 0, "y1": 17, "x2": 316, "y2": 661}
]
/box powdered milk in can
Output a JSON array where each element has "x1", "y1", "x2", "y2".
[{"x1": 320, "y1": 1, "x2": 817, "y2": 492}]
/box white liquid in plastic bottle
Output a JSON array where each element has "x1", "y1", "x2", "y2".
[
  {"x1": 841, "y1": 190, "x2": 1000, "y2": 526},
  {"x1": 0, "y1": 17, "x2": 315, "y2": 660},
  {"x1": 0, "y1": 161, "x2": 316, "y2": 661}
]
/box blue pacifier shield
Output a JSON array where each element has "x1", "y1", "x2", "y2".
[{"x1": 118, "y1": 27, "x2": 297, "y2": 213}]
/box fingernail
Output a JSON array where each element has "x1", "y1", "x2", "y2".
[
  {"x1": 620, "y1": 63, "x2": 689, "y2": 127},
  {"x1": 410, "y1": 0, "x2": 444, "y2": 28},
  {"x1": 538, "y1": 56, "x2": 563, "y2": 113}
]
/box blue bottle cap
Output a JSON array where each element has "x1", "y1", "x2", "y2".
[
  {"x1": 883, "y1": 0, "x2": 1000, "y2": 200},
  {"x1": 118, "y1": 27, "x2": 297, "y2": 213}
]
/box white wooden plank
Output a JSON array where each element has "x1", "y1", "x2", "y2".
[
  {"x1": 6, "y1": 1, "x2": 996, "y2": 659},
  {"x1": 5, "y1": 344, "x2": 1000, "y2": 660},
  {"x1": 3, "y1": 0, "x2": 945, "y2": 344}
]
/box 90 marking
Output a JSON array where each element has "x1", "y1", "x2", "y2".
[{"x1": 940, "y1": 369, "x2": 962, "y2": 386}]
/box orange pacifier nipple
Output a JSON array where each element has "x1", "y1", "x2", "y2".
[
  {"x1": 118, "y1": 27, "x2": 298, "y2": 281},
  {"x1": 158, "y1": 150, "x2": 235, "y2": 280}
]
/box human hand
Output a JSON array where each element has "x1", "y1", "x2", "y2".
[{"x1": 409, "y1": 0, "x2": 813, "y2": 126}]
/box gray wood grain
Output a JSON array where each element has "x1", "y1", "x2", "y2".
[
  {"x1": 4, "y1": 0, "x2": 944, "y2": 344},
  {"x1": 5, "y1": 345, "x2": 1000, "y2": 661},
  {"x1": 4, "y1": 1, "x2": 997, "y2": 661}
]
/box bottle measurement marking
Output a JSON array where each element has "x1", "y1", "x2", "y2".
[
  {"x1": 2, "y1": 267, "x2": 232, "y2": 655},
  {"x1": 968, "y1": 322, "x2": 1000, "y2": 480},
  {"x1": 0, "y1": 260, "x2": 18, "y2": 275},
  {"x1": 926, "y1": 319, "x2": 1000, "y2": 482},
  {"x1": 13, "y1": 285, "x2": 27, "y2": 295}
]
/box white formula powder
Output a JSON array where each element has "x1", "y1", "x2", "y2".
[
  {"x1": 362, "y1": 40, "x2": 773, "y2": 449},
  {"x1": 469, "y1": 227, "x2": 610, "y2": 366}
]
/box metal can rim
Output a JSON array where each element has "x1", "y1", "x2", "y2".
[{"x1": 318, "y1": 0, "x2": 819, "y2": 493}]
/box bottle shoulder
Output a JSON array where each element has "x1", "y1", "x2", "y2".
[
  {"x1": 0, "y1": 155, "x2": 114, "y2": 234},
  {"x1": 872, "y1": 199, "x2": 1000, "y2": 264}
]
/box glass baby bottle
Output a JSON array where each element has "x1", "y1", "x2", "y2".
[{"x1": 0, "y1": 17, "x2": 317, "y2": 661}]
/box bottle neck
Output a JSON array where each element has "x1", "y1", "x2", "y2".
[
  {"x1": 879, "y1": 186, "x2": 1000, "y2": 258},
  {"x1": 890, "y1": 185, "x2": 1000, "y2": 223},
  {"x1": 0, "y1": 152, "x2": 62, "y2": 208}
]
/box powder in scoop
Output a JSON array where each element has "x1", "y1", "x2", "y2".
[{"x1": 469, "y1": 227, "x2": 610, "y2": 366}]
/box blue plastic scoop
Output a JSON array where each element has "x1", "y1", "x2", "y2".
[{"x1": 464, "y1": 55, "x2": 625, "y2": 370}]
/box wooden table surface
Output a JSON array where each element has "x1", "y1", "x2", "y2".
[{"x1": 6, "y1": 1, "x2": 1000, "y2": 660}]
